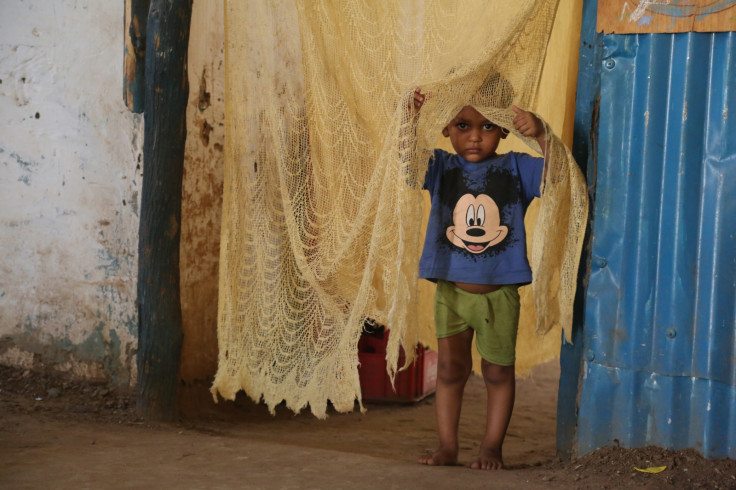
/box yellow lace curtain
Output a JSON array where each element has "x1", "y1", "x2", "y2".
[{"x1": 212, "y1": 0, "x2": 587, "y2": 418}]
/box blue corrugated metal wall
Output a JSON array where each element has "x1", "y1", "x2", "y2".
[{"x1": 571, "y1": 7, "x2": 736, "y2": 459}]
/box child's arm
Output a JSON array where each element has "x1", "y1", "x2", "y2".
[
  {"x1": 512, "y1": 106, "x2": 548, "y2": 159},
  {"x1": 400, "y1": 88, "x2": 427, "y2": 189}
]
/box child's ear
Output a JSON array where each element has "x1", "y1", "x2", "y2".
[
  {"x1": 500, "y1": 127, "x2": 510, "y2": 139},
  {"x1": 442, "y1": 126, "x2": 450, "y2": 137}
]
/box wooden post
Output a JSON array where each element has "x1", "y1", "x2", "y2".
[
  {"x1": 124, "y1": 0, "x2": 150, "y2": 113},
  {"x1": 136, "y1": 0, "x2": 193, "y2": 421}
]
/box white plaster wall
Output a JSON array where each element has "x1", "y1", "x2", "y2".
[{"x1": 0, "y1": 1, "x2": 143, "y2": 385}]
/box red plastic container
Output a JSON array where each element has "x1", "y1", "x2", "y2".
[{"x1": 357, "y1": 329, "x2": 438, "y2": 403}]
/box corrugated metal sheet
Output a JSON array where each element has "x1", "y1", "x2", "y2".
[{"x1": 577, "y1": 30, "x2": 736, "y2": 459}]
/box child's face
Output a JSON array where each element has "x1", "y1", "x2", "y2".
[{"x1": 442, "y1": 106, "x2": 506, "y2": 162}]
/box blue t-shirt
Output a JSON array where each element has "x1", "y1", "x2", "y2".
[{"x1": 419, "y1": 149, "x2": 544, "y2": 285}]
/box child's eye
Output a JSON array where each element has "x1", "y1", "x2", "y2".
[
  {"x1": 456, "y1": 122, "x2": 468, "y2": 130},
  {"x1": 483, "y1": 123, "x2": 498, "y2": 131}
]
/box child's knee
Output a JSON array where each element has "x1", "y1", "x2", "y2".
[
  {"x1": 438, "y1": 357, "x2": 472, "y2": 385},
  {"x1": 480, "y1": 360, "x2": 514, "y2": 385}
]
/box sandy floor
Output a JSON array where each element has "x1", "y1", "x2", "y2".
[{"x1": 2, "y1": 361, "x2": 735, "y2": 489}]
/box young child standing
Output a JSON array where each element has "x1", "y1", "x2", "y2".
[{"x1": 412, "y1": 88, "x2": 547, "y2": 470}]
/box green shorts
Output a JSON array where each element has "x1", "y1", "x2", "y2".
[{"x1": 434, "y1": 280, "x2": 520, "y2": 366}]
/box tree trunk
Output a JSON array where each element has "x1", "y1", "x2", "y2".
[{"x1": 136, "y1": 0, "x2": 193, "y2": 421}]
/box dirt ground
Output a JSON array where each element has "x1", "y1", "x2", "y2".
[{"x1": 2, "y1": 361, "x2": 735, "y2": 489}]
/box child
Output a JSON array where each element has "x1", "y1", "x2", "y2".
[{"x1": 412, "y1": 88, "x2": 547, "y2": 470}]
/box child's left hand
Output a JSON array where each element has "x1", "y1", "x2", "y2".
[
  {"x1": 512, "y1": 105, "x2": 548, "y2": 158},
  {"x1": 511, "y1": 106, "x2": 545, "y2": 139}
]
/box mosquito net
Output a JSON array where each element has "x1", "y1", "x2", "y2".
[{"x1": 211, "y1": 0, "x2": 587, "y2": 418}]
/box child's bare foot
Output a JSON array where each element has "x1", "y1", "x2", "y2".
[
  {"x1": 470, "y1": 446, "x2": 504, "y2": 470},
  {"x1": 418, "y1": 446, "x2": 458, "y2": 466}
]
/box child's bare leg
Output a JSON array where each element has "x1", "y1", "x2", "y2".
[
  {"x1": 419, "y1": 329, "x2": 474, "y2": 466},
  {"x1": 471, "y1": 360, "x2": 515, "y2": 470}
]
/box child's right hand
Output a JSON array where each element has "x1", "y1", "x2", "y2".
[{"x1": 410, "y1": 88, "x2": 426, "y2": 115}]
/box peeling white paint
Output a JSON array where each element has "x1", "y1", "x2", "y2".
[
  {"x1": 0, "y1": 346, "x2": 35, "y2": 368},
  {"x1": 55, "y1": 360, "x2": 108, "y2": 382},
  {"x1": 0, "y1": 1, "x2": 143, "y2": 386},
  {"x1": 1, "y1": 1, "x2": 217, "y2": 387}
]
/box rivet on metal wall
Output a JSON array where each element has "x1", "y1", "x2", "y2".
[
  {"x1": 666, "y1": 328, "x2": 677, "y2": 339},
  {"x1": 604, "y1": 58, "x2": 616, "y2": 70},
  {"x1": 593, "y1": 256, "x2": 608, "y2": 268}
]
